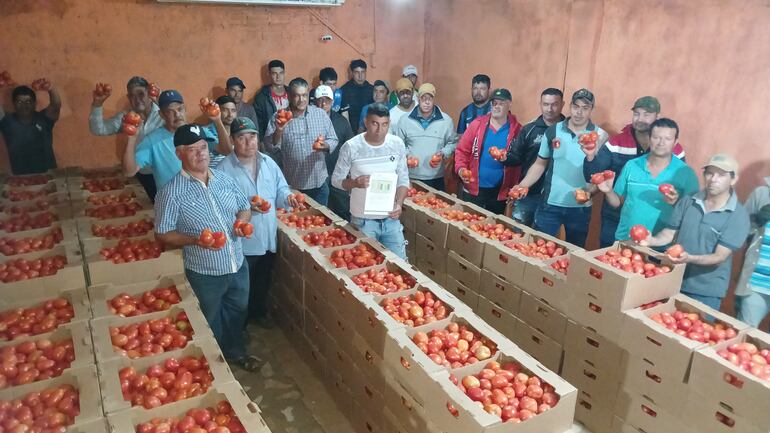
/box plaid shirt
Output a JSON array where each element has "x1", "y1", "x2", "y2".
[
  {"x1": 155, "y1": 169, "x2": 251, "y2": 276},
  {"x1": 264, "y1": 105, "x2": 338, "y2": 190}
]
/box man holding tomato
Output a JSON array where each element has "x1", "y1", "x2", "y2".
[
  {"x1": 154, "y1": 123, "x2": 261, "y2": 371},
  {"x1": 638, "y1": 154, "x2": 750, "y2": 310},
  {"x1": 224, "y1": 77, "x2": 259, "y2": 130},
  {"x1": 594, "y1": 118, "x2": 699, "y2": 243},
  {"x1": 89, "y1": 76, "x2": 162, "y2": 200},
  {"x1": 217, "y1": 117, "x2": 301, "y2": 328}
]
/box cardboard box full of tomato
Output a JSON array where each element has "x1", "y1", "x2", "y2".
[
  {"x1": 475, "y1": 294, "x2": 517, "y2": 342},
  {"x1": 415, "y1": 233, "x2": 446, "y2": 274},
  {"x1": 681, "y1": 387, "x2": 765, "y2": 433},
  {"x1": 517, "y1": 290, "x2": 568, "y2": 344},
  {"x1": 520, "y1": 255, "x2": 572, "y2": 314},
  {"x1": 0, "y1": 243, "x2": 87, "y2": 296},
  {"x1": 88, "y1": 273, "x2": 196, "y2": 320},
  {"x1": 512, "y1": 318, "x2": 564, "y2": 374},
  {"x1": 0, "y1": 286, "x2": 92, "y2": 343},
  {"x1": 446, "y1": 250, "x2": 483, "y2": 293},
  {"x1": 281, "y1": 221, "x2": 365, "y2": 274},
  {"x1": 615, "y1": 390, "x2": 697, "y2": 433},
  {"x1": 478, "y1": 269, "x2": 522, "y2": 316},
  {"x1": 447, "y1": 215, "x2": 527, "y2": 268},
  {"x1": 563, "y1": 320, "x2": 626, "y2": 381},
  {"x1": 443, "y1": 275, "x2": 480, "y2": 311},
  {"x1": 83, "y1": 234, "x2": 184, "y2": 286},
  {"x1": 75, "y1": 211, "x2": 155, "y2": 246}
]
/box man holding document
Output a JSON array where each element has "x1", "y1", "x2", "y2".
[{"x1": 332, "y1": 103, "x2": 410, "y2": 259}]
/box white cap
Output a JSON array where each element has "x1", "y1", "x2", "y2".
[
  {"x1": 403, "y1": 65, "x2": 418, "y2": 76},
  {"x1": 314, "y1": 85, "x2": 334, "y2": 100}
]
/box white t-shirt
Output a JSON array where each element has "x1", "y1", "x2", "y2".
[{"x1": 389, "y1": 104, "x2": 414, "y2": 132}]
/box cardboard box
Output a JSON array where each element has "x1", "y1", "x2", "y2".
[
  {"x1": 621, "y1": 294, "x2": 748, "y2": 382},
  {"x1": 349, "y1": 331, "x2": 390, "y2": 396},
  {"x1": 76, "y1": 211, "x2": 155, "y2": 246},
  {"x1": 106, "y1": 381, "x2": 270, "y2": 433},
  {"x1": 620, "y1": 354, "x2": 688, "y2": 414},
  {"x1": 303, "y1": 278, "x2": 332, "y2": 325},
  {"x1": 518, "y1": 290, "x2": 568, "y2": 343},
  {"x1": 0, "y1": 319, "x2": 95, "y2": 372},
  {"x1": 382, "y1": 375, "x2": 432, "y2": 433},
  {"x1": 0, "y1": 285, "x2": 91, "y2": 325},
  {"x1": 97, "y1": 338, "x2": 235, "y2": 413},
  {"x1": 521, "y1": 256, "x2": 571, "y2": 313},
  {"x1": 0, "y1": 192, "x2": 72, "y2": 217},
  {"x1": 478, "y1": 269, "x2": 522, "y2": 315},
  {"x1": 689, "y1": 328, "x2": 770, "y2": 428},
  {"x1": 276, "y1": 207, "x2": 343, "y2": 232},
  {"x1": 513, "y1": 318, "x2": 564, "y2": 374},
  {"x1": 69, "y1": 418, "x2": 110, "y2": 433},
  {"x1": 87, "y1": 273, "x2": 196, "y2": 319},
  {"x1": 569, "y1": 242, "x2": 685, "y2": 311},
  {"x1": 682, "y1": 388, "x2": 765, "y2": 433},
  {"x1": 84, "y1": 235, "x2": 183, "y2": 286},
  {"x1": 323, "y1": 365, "x2": 353, "y2": 419},
  {"x1": 413, "y1": 200, "x2": 480, "y2": 248},
  {"x1": 347, "y1": 362, "x2": 386, "y2": 428},
  {"x1": 444, "y1": 275, "x2": 480, "y2": 310},
  {"x1": 475, "y1": 295, "x2": 517, "y2": 341},
  {"x1": 415, "y1": 233, "x2": 446, "y2": 274},
  {"x1": 70, "y1": 192, "x2": 153, "y2": 220},
  {"x1": 445, "y1": 218, "x2": 493, "y2": 267},
  {"x1": 0, "y1": 243, "x2": 86, "y2": 293},
  {"x1": 91, "y1": 303, "x2": 214, "y2": 363},
  {"x1": 314, "y1": 238, "x2": 397, "y2": 274},
  {"x1": 303, "y1": 309, "x2": 330, "y2": 355},
  {"x1": 423, "y1": 345, "x2": 577, "y2": 433},
  {"x1": 2, "y1": 178, "x2": 63, "y2": 196},
  {"x1": 320, "y1": 302, "x2": 356, "y2": 355},
  {"x1": 573, "y1": 389, "x2": 616, "y2": 433},
  {"x1": 352, "y1": 400, "x2": 384, "y2": 433},
  {"x1": 0, "y1": 219, "x2": 78, "y2": 248},
  {"x1": 446, "y1": 251, "x2": 482, "y2": 292},
  {"x1": 563, "y1": 320, "x2": 627, "y2": 382},
  {"x1": 568, "y1": 290, "x2": 627, "y2": 344},
  {"x1": 416, "y1": 258, "x2": 446, "y2": 287},
  {"x1": 615, "y1": 390, "x2": 696, "y2": 433},
  {"x1": 403, "y1": 227, "x2": 416, "y2": 248},
  {"x1": 273, "y1": 254, "x2": 304, "y2": 307},
  {"x1": 289, "y1": 223, "x2": 371, "y2": 274},
  {"x1": 67, "y1": 176, "x2": 139, "y2": 195},
  {"x1": 0, "y1": 365, "x2": 103, "y2": 424},
  {"x1": 561, "y1": 349, "x2": 623, "y2": 401}
]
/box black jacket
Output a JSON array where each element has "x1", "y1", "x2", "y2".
[
  {"x1": 502, "y1": 114, "x2": 564, "y2": 196},
  {"x1": 252, "y1": 84, "x2": 289, "y2": 139},
  {"x1": 326, "y1": 110, "x2": 354, "y2": 178},
  {"x1": 340, "y1": 80, "x2": 373, "y2": 131}
]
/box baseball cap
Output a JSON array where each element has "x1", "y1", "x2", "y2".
[
  {"x1": 230, "y1": 117, "x2": 259, "y2": 137},
  {"x1": 632, "y1": 96, "x2": 660, "y2": 113},
  {"x1": 704, "y1": 154, "x2": 739, "y2": 175},
  {"x1": 158, "y1": 90, "x2": 184, "y2": 109},
  {"x1": 490, "y1": 88, "x2": 512, "y2": 102},
  {"x1": 173, "y1": 124, "x2": 215, "y2": 147},
  {"x1": 571, "y1": 88, "x2": 595, "y2": 105},
  {"x1": 395, "y1": 78, "x2": 413, "y2": 93},
  {"x1": 314, "y1": 85, "x2": 334, "y2": 100},
  {"x1": 226, "y1": 77, "x2": 246, "y2": 90},
  {"x1": 403, "y1": 65, "x2": 418, "y2": 76},
  {"x1": 417, "y1": 83, "x2": 436, "y2": 98}
]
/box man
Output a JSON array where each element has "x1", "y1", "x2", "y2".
[
  {"x1": 392, "y1": 83, "x2": 457, "y2": 191},
  {"x1": 340, "y1": 59, "x2": 374, "y2": 131},
  {"x1": 457, "y1": 74, "x2": 492, "y2": 134},
  {"x1": 225, "y1": 77, "x2": 259, "y2": 129},
  {"x1": 253, "y1": 60, "x2": 289, "y2": 140},
  {"x1": 389, "y1": 78, "x2": 415, "y2": 132},
  {"x1": 584, "y1": 96, "x2": 686, "y2": 246},
  {"x1": 332, "y1": 103, "x2": 410, "y2": 258},
  {"x1": 123, "y1": 90, "x2": 231, "y2": 190},
  {"x1": 264, "y1": 78, "x2": 338, "y2": 205},
  {"x1": 90, "y1": 76, "x2": 161, "y2": 200},
  {"x1": 511, "y1": 89, "x2": 607, "y2": 248},
  {"x1": 454, "y1": 88, "x2": 522, "y2": 214},
  {"x1": 0, "y1": 80, "x2": 60, "y2": 175},
  {"x1": 358, "y1": 80, "x2": 391, "y2": 132},
  {"x1": 315, "y1": 85, "x2": 354, "y2": 221},
  {"x1": 217, "y1": 118, "x2": 299, "y2": 328},
  {"x1": 389, "y1": 64, "x2": 418, "y2": 107},
  {"x1": 209, "y1": 95, "x2": 238, "y2": 168},
  {"x1": 501, "y1": 88, "x2": 565, "y2": 226},
  {"x1": 735, "y1": 177, "x2": 770, "y2": 327},
  {"x1": 310, "y1": 67, "x2": 343, "y2": 114},
  {"x1": 595, "y1": 118, "x2": 699, "y2": 242},
  {"x1": 639, "y1": 154, "x2": 750, "y2": 310},
  {"x1": 154, "y1": 123, "x2": 260, "y2": 371}
]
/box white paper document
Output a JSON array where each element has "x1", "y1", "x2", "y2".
[{"x1": 349, "y1": 155, "x2": 399, "y2": 218}]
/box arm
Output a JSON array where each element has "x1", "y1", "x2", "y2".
[
  {"x1": 453, "y1": 129, "x2": 472, "y2": 174},
  {"x1": 582, "y1": 143, "x2": 612, "y2": 181},
  {"x1": 211, "y1": 116, "x2": 232, "y2": 156},
  {"x1": 601, "y1": 164, "x2": 630, "y2": 208},
  {"x1": 156, "y1": 231, "x2": 198, "y2": 249},
  {"x1": 440, "y1": 120, "x2": 459, "y2": 157},
  {"x1": 122, "y1": 134, "x2": 142, "y2": 177},
  {"x1": 43, "y1": 85, "x2": 62, "y2": 121},
  {"x1": 154, "y1": 188, "x2": 197, "y2": 249},
  {"x1": 501, "y1": 127, "x2": 528, "y2": 167},
  {"x1": 676, "y1": 245, "x2": 733, "y2": 266},
  {"x1": 275, "y1": 167, "x2": 293, "y2": 209},
  {"x1": 331, "y1": 142, "x2": 352, "y2": 190},
  {"x1": 518, "y1": 157, "x2": 548, "y2": 188},
  {"x1": 643, "y1": 228, "x2": 677, "y2": 247},
  {"x1": 89, "y1": 106, "x2": 124, "y2": 136},
  {"x1": 323, "y1": 114, "x2": 339, "y2": 153},
  {"x1": 263, "y1": 114, "x2": 283, "y2": 153}
]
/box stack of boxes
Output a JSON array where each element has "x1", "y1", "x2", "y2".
[{"x1": 0, "y1": 168, "x2": 272, "y2": 433}]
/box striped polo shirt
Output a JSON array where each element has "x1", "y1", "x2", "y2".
[
  {"x1": 749, "y1": 222, "x2": 770, "y2": 295},
  {"x1": 155, "y1": 169, "x2": 251, "y2": 276}
]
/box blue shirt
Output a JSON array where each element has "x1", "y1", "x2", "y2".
[
  {"x1": 457, "y1": 101, "x2": 491, "y2": 134},
  {"x1": 216, "y1": 153, "x2": 292, "y2": 256},
  {"x1": 332, "y1": 88, "x2": 343, "y2": 112},
  {"x1": 155, "y1": 169, "x2": 250, "y2": 276},
  {"x1": 613, "y1": 154, "x2": 700, "y2": 241},
  {"x1": 478, "y1": 122, "x2": 509, "y2": 188},
  {"x1": 135, "y1": 124, "x2": 219, "y2": 190}
]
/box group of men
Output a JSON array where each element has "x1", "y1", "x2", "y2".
[{"x1": 0, "y1": 58, "x2": 767, "y2": 370}]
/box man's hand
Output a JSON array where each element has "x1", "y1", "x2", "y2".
[
  {"x1": 92, "y1": 82, "x2": 112, "y2": 107},
  {"x1": 596, "y1": 177, "x2": 614, "y2": 194},
  {"x1": 662, "y1": 188, "x2": 679, "y2": 205},
  {"x1": 388, "y1": 202, "x2": 402, "y2": 219},
  {"x1": 287, "y1": 194, "x2": 301, "y2": 209},
  {"x1": 581, "y1": 141, "x2": 599, "y2": 160},
  {"x1": 31, "y1": 78, "x2": 52, "y2": 92},
  {"x1": 196, "y1": 239, "x2": 225, "y2": 251},
  {"x1": 353, "y1": 175, "x2": 371, "y2": 189},
  {"x1": 429, "y1": 153, "x2": 443, "y2": 168},
  {"x1": 0, "y1": 71, "x2": 15, "y2": 88},
  {"x1": 669, "y1": 251, "x2": 691, "y2": 264}
]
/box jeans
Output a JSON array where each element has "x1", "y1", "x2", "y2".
[
  {"x1": 736, "y1": 292, "x2": 770, "y2": 327},
  {"x1": 461, "y1": 187, "x2": 506, "y2": 215},
  {"x1": 185, "y1": 263, "x2": 249, "y2": 360},
  {"x1": 418, "y1": 177, "x2": 445, "y2": 192},
  {"x1": 511, "y1": 194, "x2": 542, "y2": 227},
  {"x1": 328, "y1": 186, "x2": 351, "y2": 221},
  {"x1": 599, "y1": 214, "x2": 620, "y2": 248},
  {"x1": 682, "y1": 291, "x2": 723, "y2": 312},
  {"x1": 351, "y1": 216, "x2": 407, "y2": 259},
  {"x1": 534, "y1": 203, "x2": 592, "y2": 248},
  {"x1": 135, "y1": 172, "x2": 157, "y2": 202},
  {"x1": 301, "y1": 179, "x2": 330, "y2": 206},
  {"x1": 245, "y1": 253, "x2": 275, "y2": 321}
]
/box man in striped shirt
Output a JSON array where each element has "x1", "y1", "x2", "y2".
[
  {"x1": 154, "y1": 124, "x2": 261, "y2": 371},
  {"x1": 456, "y1": 74, "x2": 491, "y2": 134}
]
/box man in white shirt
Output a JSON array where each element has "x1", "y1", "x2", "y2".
[
  {"x1": 389, "y1": 78, "x2": 415, "y2": 132},
  {"x1": 332, "y1": 103, "x2": 410, "y2": 259}
]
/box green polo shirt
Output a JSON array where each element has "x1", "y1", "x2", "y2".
[
  {"x1": 667, "y1": 190, "x2": 750, "y2": 298},
  {"x1": 613, "y1": 154, "x2": 699, "y2": 241}
]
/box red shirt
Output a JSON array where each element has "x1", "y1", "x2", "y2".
[{"x1": 271, "y1": 89, "x2": 288, "y2": 110}]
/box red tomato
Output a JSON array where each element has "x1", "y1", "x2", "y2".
[{"x1": 629, "y1": 224, "x2": 650, "y2": 242}]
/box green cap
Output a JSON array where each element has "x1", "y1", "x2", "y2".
[
  {"x1": 230, "y1": 117, "x2": 258, "y2": 136},
  {"x1": 632, "y1": 96, "x2": 660, "y2": 113},
  {"x1": 490, "y1": 88, "x2": 512, "y2": 102}
]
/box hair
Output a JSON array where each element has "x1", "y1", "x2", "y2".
[
  {"x1": 215, "y1": 95, "x2": 236, "y2": 106},
  {"x1": 541, "y1": 88, "x2": 564, "y2": 98},
  {"x1": 366, "y1": 102, "x2": 390, "y2": 118},
  {"x1": 267, "y1": 59, "x2": 285, "y2": 70},
  {"x1": 319, "y1": 67, "x2": 338, "y2": 82},
  {"x1": 12, "y1": 86, "x2": 36, "y2": 103},
  {"x1": 373, "y1": 80, "x2": 389, "y2": 91},
  {"x1": 350, "y1": 59, "x2": 367, "y2": 70},
  {"x1": 126, "y1": 76, "x2": 149, "y2": 92},
  {"x1": 649, "y1": 117, "x2": 679, "y2": 139},
  {"x1": 472, "y1": 74, "x2": 491, "y2": 87},
  {"x1": 288, "y1": 77, "x2": 309, "y2": 92}
]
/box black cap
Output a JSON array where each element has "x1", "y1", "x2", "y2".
[
  {"x1": 490, "y1": 88, "x2": 512, "y2": 102},
  {"x1": 226, "y1": 77, "x2": 245, "y2": 90},
  {"x1": 572, "y1": 88, "x2": 595, "y2": 105},
  {"x1": 173, "y1": 124, "x2": 215, "y2": 147}
]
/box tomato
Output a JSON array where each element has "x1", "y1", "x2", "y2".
[
  {"x1": 212, "y1": 232, "x2": 226, "y2": 249},
  {"x1": 665, "y1": 244, "x2": 684, "y2": 259},
  {"x1": 629, "y1": 224, "x2": 650, "y2": 242},
  {"x1": 658, "y1": 183, "x2": 674, "y2": 195},
  {"x1": 199, "y1": 229, "x2": 215, "y2": 247}
]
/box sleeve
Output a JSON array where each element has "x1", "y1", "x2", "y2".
[
  {"x1": 744, "y1": 187, "x2": 766, "y2": 217},
  {"x1": 253, "y1": 95, "x2": 267, "y2": 138},
  {"x1": 154, "y1": 186, "x2": 180, "y2": 234},
  {"x1": 263, "y1": 113, "x2": 279, "y2": 151},
  {"x1": 537, "y1": 130, "x2": 553, "y2": 159},
  {"x1": 274, "y1": 163, "x2": 293, "y2": 209},
  {"x1": 583, "y1": 142, "x2": 613, "y2": 181},
  {"x1": 358, "y1": 106, "x2": 367, "y2": 130},
  {"x1": 453, "y1": 125, "x2": 473, "y2": 174},
  {"x1": 456, "y1": 107, "x2": 466, "y2": 134},
  {"x1": 204, "y1": 123, "x2": 220, "y2": 153},
  {"x1": 231, "y1": 178, "x2": 251, "y2": 212},
  {"x1": 719, "y1": 206, "x2": 751, "y2": 250},
  {"x1": 502, "y1": 125, "x2": 527, "y2": 167},
  {"x1": 665, "y1": 195, "x2": 690, "y2": 230},
  {"x1": 440, "y1": 116, "x2": 459, "y2": 157},
  {"x1": 245, "y1": 105, "x2": 260, "y2": 133},
  {"x1": 89, "y1": 107, "x2": 124, "y2": 136},
  {"x1": 613, "y1": 163, "x2": 630, "y2": 197},
  {"x1": 681, "y1": 167, "x2": 701, "y2": 197},
  {"x1": 323, "y1": 113, "x2": 339, "y2": 152},
  {"x1": 331, "y1": 141, "x2": 353, "y2": 190},
  {"x1": 395, "y1": 139, "x2": 410, "y2": 188},
  {"x1": 134, "y1": 135, "x2": 154, "y2": 169}
]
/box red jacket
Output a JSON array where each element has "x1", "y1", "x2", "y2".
[{"x1": 454, "y1": 113, "x2": 522, "y2": 200}]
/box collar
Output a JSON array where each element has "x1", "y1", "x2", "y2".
[
  {"x1": 561, "y1": 117, "x2": 596, "y2": 137},
  {"x1": 693, "y1": 189, "x2": 738, "y2": 213},
  {"x1": 181, "y1": 168, "x2": 214, "y2": 186},
  {"x1": 534, "y1": 114, "x2": 565, "y2": 127},
  {"x1": 409, "y1": 105, "x2": 443, "y2": 122}
]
